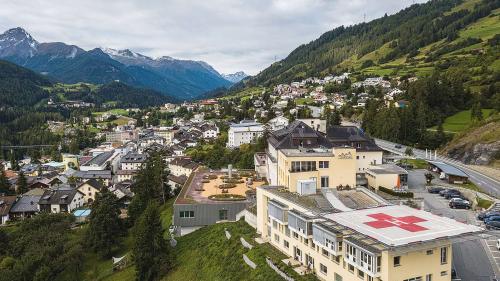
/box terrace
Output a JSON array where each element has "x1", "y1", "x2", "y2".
[{"x1": 175, "y1": 167, "x2": 265, "y2": 204}]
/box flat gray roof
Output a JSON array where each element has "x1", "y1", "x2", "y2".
[{"x1": 428, "y1": 161, "x2": 468, "y2": 178}]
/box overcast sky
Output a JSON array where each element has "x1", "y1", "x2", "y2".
[{"x1": 0, "y1": 0, "x2": 426, "y2": 75}]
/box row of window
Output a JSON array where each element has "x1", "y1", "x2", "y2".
[
  {"x1": 394, "y1": 247, "x2": 447, "y2": 267},
  {"x1": 178, "y1": 209, "x2": 229, "y2": 220}
]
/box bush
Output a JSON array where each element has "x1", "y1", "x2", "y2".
[
  {"x1": 202, "y1": 180, "x2": 210, "y2": 183},
  {"x1": 208, "y1": 194, "x2": 246, "y2": 201},
  {"x1": 379, "y1": 186, "x2": 414, "y2": 198},
  {"x1": 218, "y1": 183, "x2": 236, "y2": 189},
  {"x1": 208, "y1": 174, "x2": 218, "y2": 180},
  {"x1": 224, "y1": 178, "x2": 244, "y2": 184}
]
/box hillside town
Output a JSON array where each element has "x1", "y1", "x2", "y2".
[{"x1": 1, "y1": 71, "x2": 498, "y2": 281}]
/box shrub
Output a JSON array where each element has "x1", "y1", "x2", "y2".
[
  {"x1": 379, "y1": 186, "x2": 414, "y2": 198},
  {"x1": 208, "y1": 194, "x2": 246, "y2": 201},
  {"x1": 208, "y1": 174, "x2": 218, "y2": 180},
  {"x1": 202, "y1": 180, "x2": 210, "y2": 183},
  {"x1": 224, "y1": 178, "x2": 244, "y2": 184},
  {"x1": 218, "y1": 183, "x2": 236, "y2": 189}
]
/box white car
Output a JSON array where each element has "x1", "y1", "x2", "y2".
[
  {"x1": 449, "y1": 198, "x2": 470, "y2": 205},
  {"x1": 497, "y1": 239, "x2": 500, "y2": 251}
]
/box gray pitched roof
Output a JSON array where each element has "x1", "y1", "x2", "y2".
[{"x1": 10, "y1": 195, "x2": 41, "y2": 213}]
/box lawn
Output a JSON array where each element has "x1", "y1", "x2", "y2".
[
  {"x1": 399, "y1": 158, "x2": 429, "y2": 169},
  {"x1": 92, "y1": 109, "x2": 129, "y2": 116},
  {"x1": 296, "y1": 97, "x2": 314, "y2": 105},
  {"x1": 431, "y1": 109, "x2": 494, "y2": 133}
]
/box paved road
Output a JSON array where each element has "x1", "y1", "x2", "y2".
[
  {"x1": 375, "y1": 138, "x2": 500, "y2": 198},
  {"x1": 407, "y1": 170, "x2": 498, "y2": 280}
]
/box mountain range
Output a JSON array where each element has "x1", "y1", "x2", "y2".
[{"x1": 0, "y1": 27, "x2": 246, "y2": 100}]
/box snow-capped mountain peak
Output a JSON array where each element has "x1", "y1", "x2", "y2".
[
  {"x1": 0, "y1": 27, "x2": 39, "y2": 57},
  {"x1": 222, "y1": 71, "x2": 249, "y2": 83}
]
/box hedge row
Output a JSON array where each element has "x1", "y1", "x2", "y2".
[{"x1": 379, "y1": 186, "x2": 414, "y2": 198}]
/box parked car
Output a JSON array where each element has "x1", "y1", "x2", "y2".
[
  {"x1": 428, "y1": 187, "x2": 444, "y2": 194},
  {"x1": 478, "y1": 211, "x2": 500, "y2": 221},
  {"x1": 395, "y1": 144, "x2": 402, "y2": 149},
  {"x1": 449, "y1": 199, "x2": 471, "y2": 209},
  {"x1": 497, "y1": 239, "x2": 500, "y2": 250},
  {"x1": 439, "y1": 189, "x2": 449, "y2": 196},
  {"x1": 485, "y1": 221, "x2": 500, "y2": 230},
  {"x1": 447, "y1": 193, "x2": 466, "y2": 200},
  {"x1": 485, "y1": 216, "x2": 500, "y2": 223},
  {"x1": 442, "y1": 189, "x2": 461, "y2": 199},
  {"x1": 449, "y1": 198, "x2": 470, "y2": 205}
]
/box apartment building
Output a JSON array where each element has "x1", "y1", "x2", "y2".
[
  {"x1": 256, "y1": 186, "x2": 482, "y2": 281},
  {"x1": 326, "y1": 126, "x2": 383, "y2": 174},
  {"x1": 255, "y1": 121, "x2": 482, "y2": 281},
  {"x1": 227, "y1": 120, "x2": 265, "y2": 148},
  {"x1": 264, "y1": 121, "x2": 355, "y2": 188}
]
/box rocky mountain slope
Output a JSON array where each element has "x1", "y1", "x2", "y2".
[
  {"x1": 0, "y1": 27, "x2": 233, "y2": 100},
  {"x1": 442, "y1": 114, "x2": 500, "y2": 167}
]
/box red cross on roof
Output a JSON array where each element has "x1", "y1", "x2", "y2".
[{"x1": 364, "y1": 213, "x2": 428, "y2": 232}]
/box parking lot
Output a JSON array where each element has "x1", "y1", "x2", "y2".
[{"x1": 407, "y1": 169, "x2": 499, "y2": 281}]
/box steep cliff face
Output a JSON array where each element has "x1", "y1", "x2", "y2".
[
  {"x1": 443, "y1": 117, "x2": 500, "y2": 167},
  {"x1": 447, "y1": 141, "x2": 500, "y2": 165}
]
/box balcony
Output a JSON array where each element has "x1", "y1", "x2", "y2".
[
  {"x1": 268, "y1": 200, "x2": 288, "y2": 224},
  {"x1": 344, "y1": 239, "x2": 381, "y2": 277},
  {"x1": 288, "y1": 209, "x2": 314, "y2": 238},
  {"x1": 312, "y1": 222, "x2": 342, "y2": 256}
]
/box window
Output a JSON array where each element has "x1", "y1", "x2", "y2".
[
  {"x1": 290, "y1": 161, "x2": 316, "y2": 172},
  {"x1": 325, "y1": 238, "x2": 335, "y2": 251},
  {"x1": 284, "y1": 240, "x2": 289, "y2": 249},
  {"x1": 320, "y1": 263, "x2": 327, "y2": 274},
  {"x1": 334, "y1": 273, "x2": 343, "y2": 281},
  {"x1": 426, "y1": 250, "x2": 433, "y2": 255},
  {"x1": 403, "y1": 278, "x2": 422, "y2": 281},
  {"x1": 293, "y1": 232, "x2": 299, "y2": 239},
  {"x1": 440, "y1": 247, "x2": 447, "y2": 264},
  {"x1": 272, "y1": 220, "x2": 278, "y2": 229},
  {"x1": 219, "y1": 209, "x2": 228, "y2": 220},
  {"x1": 285, "y1": 226, "x2": 290, "y2": 237},
  {"x1": 440, "y1": 271, "x2": 447, "y2": 276},
  {"x1": 179, "y1": 211, "x2": 194, "y2": 218},
  {"x1": 322, "y1": 248, "x2": 329, "y2": 257},
  {"x1": 319, "y1": 161, "x2": 329, "y2": 168},
  {"x1": 333, "y1": 255, "x2": 341, "y2": 264},
  {"x1": 358, "y1": 270, "x2": 364, "y2": 279},
  {"x1": 426, "y1": 274, "x2": 432, "y2": 281},
  {"x1": 274, "y1": 234, "x2": 280, "y2": 242},
  {"x1": 394, "y1": 256, "x2": 401, "y2": 267},
  {"x1": 368, "y1": 276, "x2": 374, "y2": 281},
  {"x1": 321, "y1": 176, "x2": 329, "y2": 188},
  {"x1": 348, "y1": 264, "x2": 354, "y2": 273}
]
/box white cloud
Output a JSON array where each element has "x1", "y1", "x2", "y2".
[{"x1": 0, "y1": 0, "x2": 426, "y2": 75}]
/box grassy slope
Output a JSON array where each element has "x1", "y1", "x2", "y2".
[
  {"x1": 81, "y1": 198, "x2": 315, "y2": 281},
  {"x1": 163, "y1": 220, "x2": 318, "y2": 281},
  {"x1": 430, "y1": 109, "x2": 494, "y2": 133}
]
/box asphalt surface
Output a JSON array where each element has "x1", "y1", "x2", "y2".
[
  {"x1": 407, "y1": 170, "x2": 499, "y2": 281},
  {"x1": 375, "y1": 138, "x2": 500, "y2": 198}
]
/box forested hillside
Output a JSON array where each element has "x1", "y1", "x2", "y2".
[
  {"x1": 245, "y1": 0, "x2": 499, "y2": 91},
  {"x1": 0, "y1": 60, "x2": 172, "y2": 154}
]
